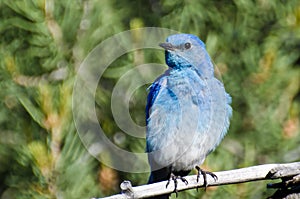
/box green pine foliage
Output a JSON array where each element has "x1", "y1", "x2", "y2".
[{"x1": 0, "y1": 1, "x2": 299, "y2": 199}]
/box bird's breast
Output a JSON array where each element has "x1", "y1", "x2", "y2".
[{"x1": 146, "y1": 69, "x2": 231, "y2": 171}]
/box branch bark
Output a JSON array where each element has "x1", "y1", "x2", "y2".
[{"x1": 94, "y1": 162, "x2": 300, "y2": 199}]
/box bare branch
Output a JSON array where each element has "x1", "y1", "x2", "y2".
[{"x1": 94, "y1": 162, "x2": 300, "y2": 199}]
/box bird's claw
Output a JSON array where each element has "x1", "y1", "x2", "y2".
[
  {"x1": 166, "y1": 173, "x2": 188, "y2": 197},
  {"x1": 195, "y1": 166, "x2": 218, "y2": 190}
]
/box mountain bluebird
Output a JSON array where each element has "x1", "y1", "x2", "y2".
[{"x1": 146, "y1": 34, "x2": 232, "y2": 198}]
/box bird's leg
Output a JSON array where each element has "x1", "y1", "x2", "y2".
[
  {"x1": 195, "y1": 166, "x2": 218, "y2": 190},
  {"x1": 166, "y1": 173, "x2": 188, "y2": 197}
]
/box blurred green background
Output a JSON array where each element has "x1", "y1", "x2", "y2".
[{"x1": 0, "y1": 0, "x2": 299, "y2": 199}]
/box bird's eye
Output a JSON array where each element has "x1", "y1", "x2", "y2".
[{"x1": 184, "y1": 42, "x2": 191, "y2": 49}]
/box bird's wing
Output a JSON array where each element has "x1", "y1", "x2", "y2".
[
  {"x1": 145, "y1": 80, "x2": 162, "y2": 123},
  {"x1": 145, "y1": 74, "x2": 181, "y2": 150}
]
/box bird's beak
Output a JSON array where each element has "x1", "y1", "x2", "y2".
[{"x1": 159, "y1": 42, "x2": 175, "y2": 51}]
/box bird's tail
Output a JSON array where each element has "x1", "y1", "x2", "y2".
[
  {"x1": 147, "y1": 169, "x2": 171, "y2": 199},
  {"x1": 147, "y1": 195, "x2": 170, "y2": 199}
]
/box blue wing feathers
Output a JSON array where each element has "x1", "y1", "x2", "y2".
[{"x1": 145, "y1": 82, "x2": 161, "y2": 123}]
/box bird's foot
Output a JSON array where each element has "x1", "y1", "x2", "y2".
[
  {"x1": 166, "y1": 173, "x2": 188, "y2": 197},
  {"x1": 195, "y1": 166, "x2": 218, "y2": 190}
]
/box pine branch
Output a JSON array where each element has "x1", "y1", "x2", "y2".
[{"x1": 95, "y1": 162, "x2": 300, "y2": 199}]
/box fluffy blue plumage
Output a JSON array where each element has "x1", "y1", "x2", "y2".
[{"x1": 146, "y1": 34, "x2": 232, "y2": 198}]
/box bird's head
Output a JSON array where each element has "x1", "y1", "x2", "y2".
[{"x1": 160, "y1": 34, "x2": 213, "y2": 76}]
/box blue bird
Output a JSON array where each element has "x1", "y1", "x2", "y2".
[{"x1": 146, "y1": 34, "x2": 232, "y2": 198}]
